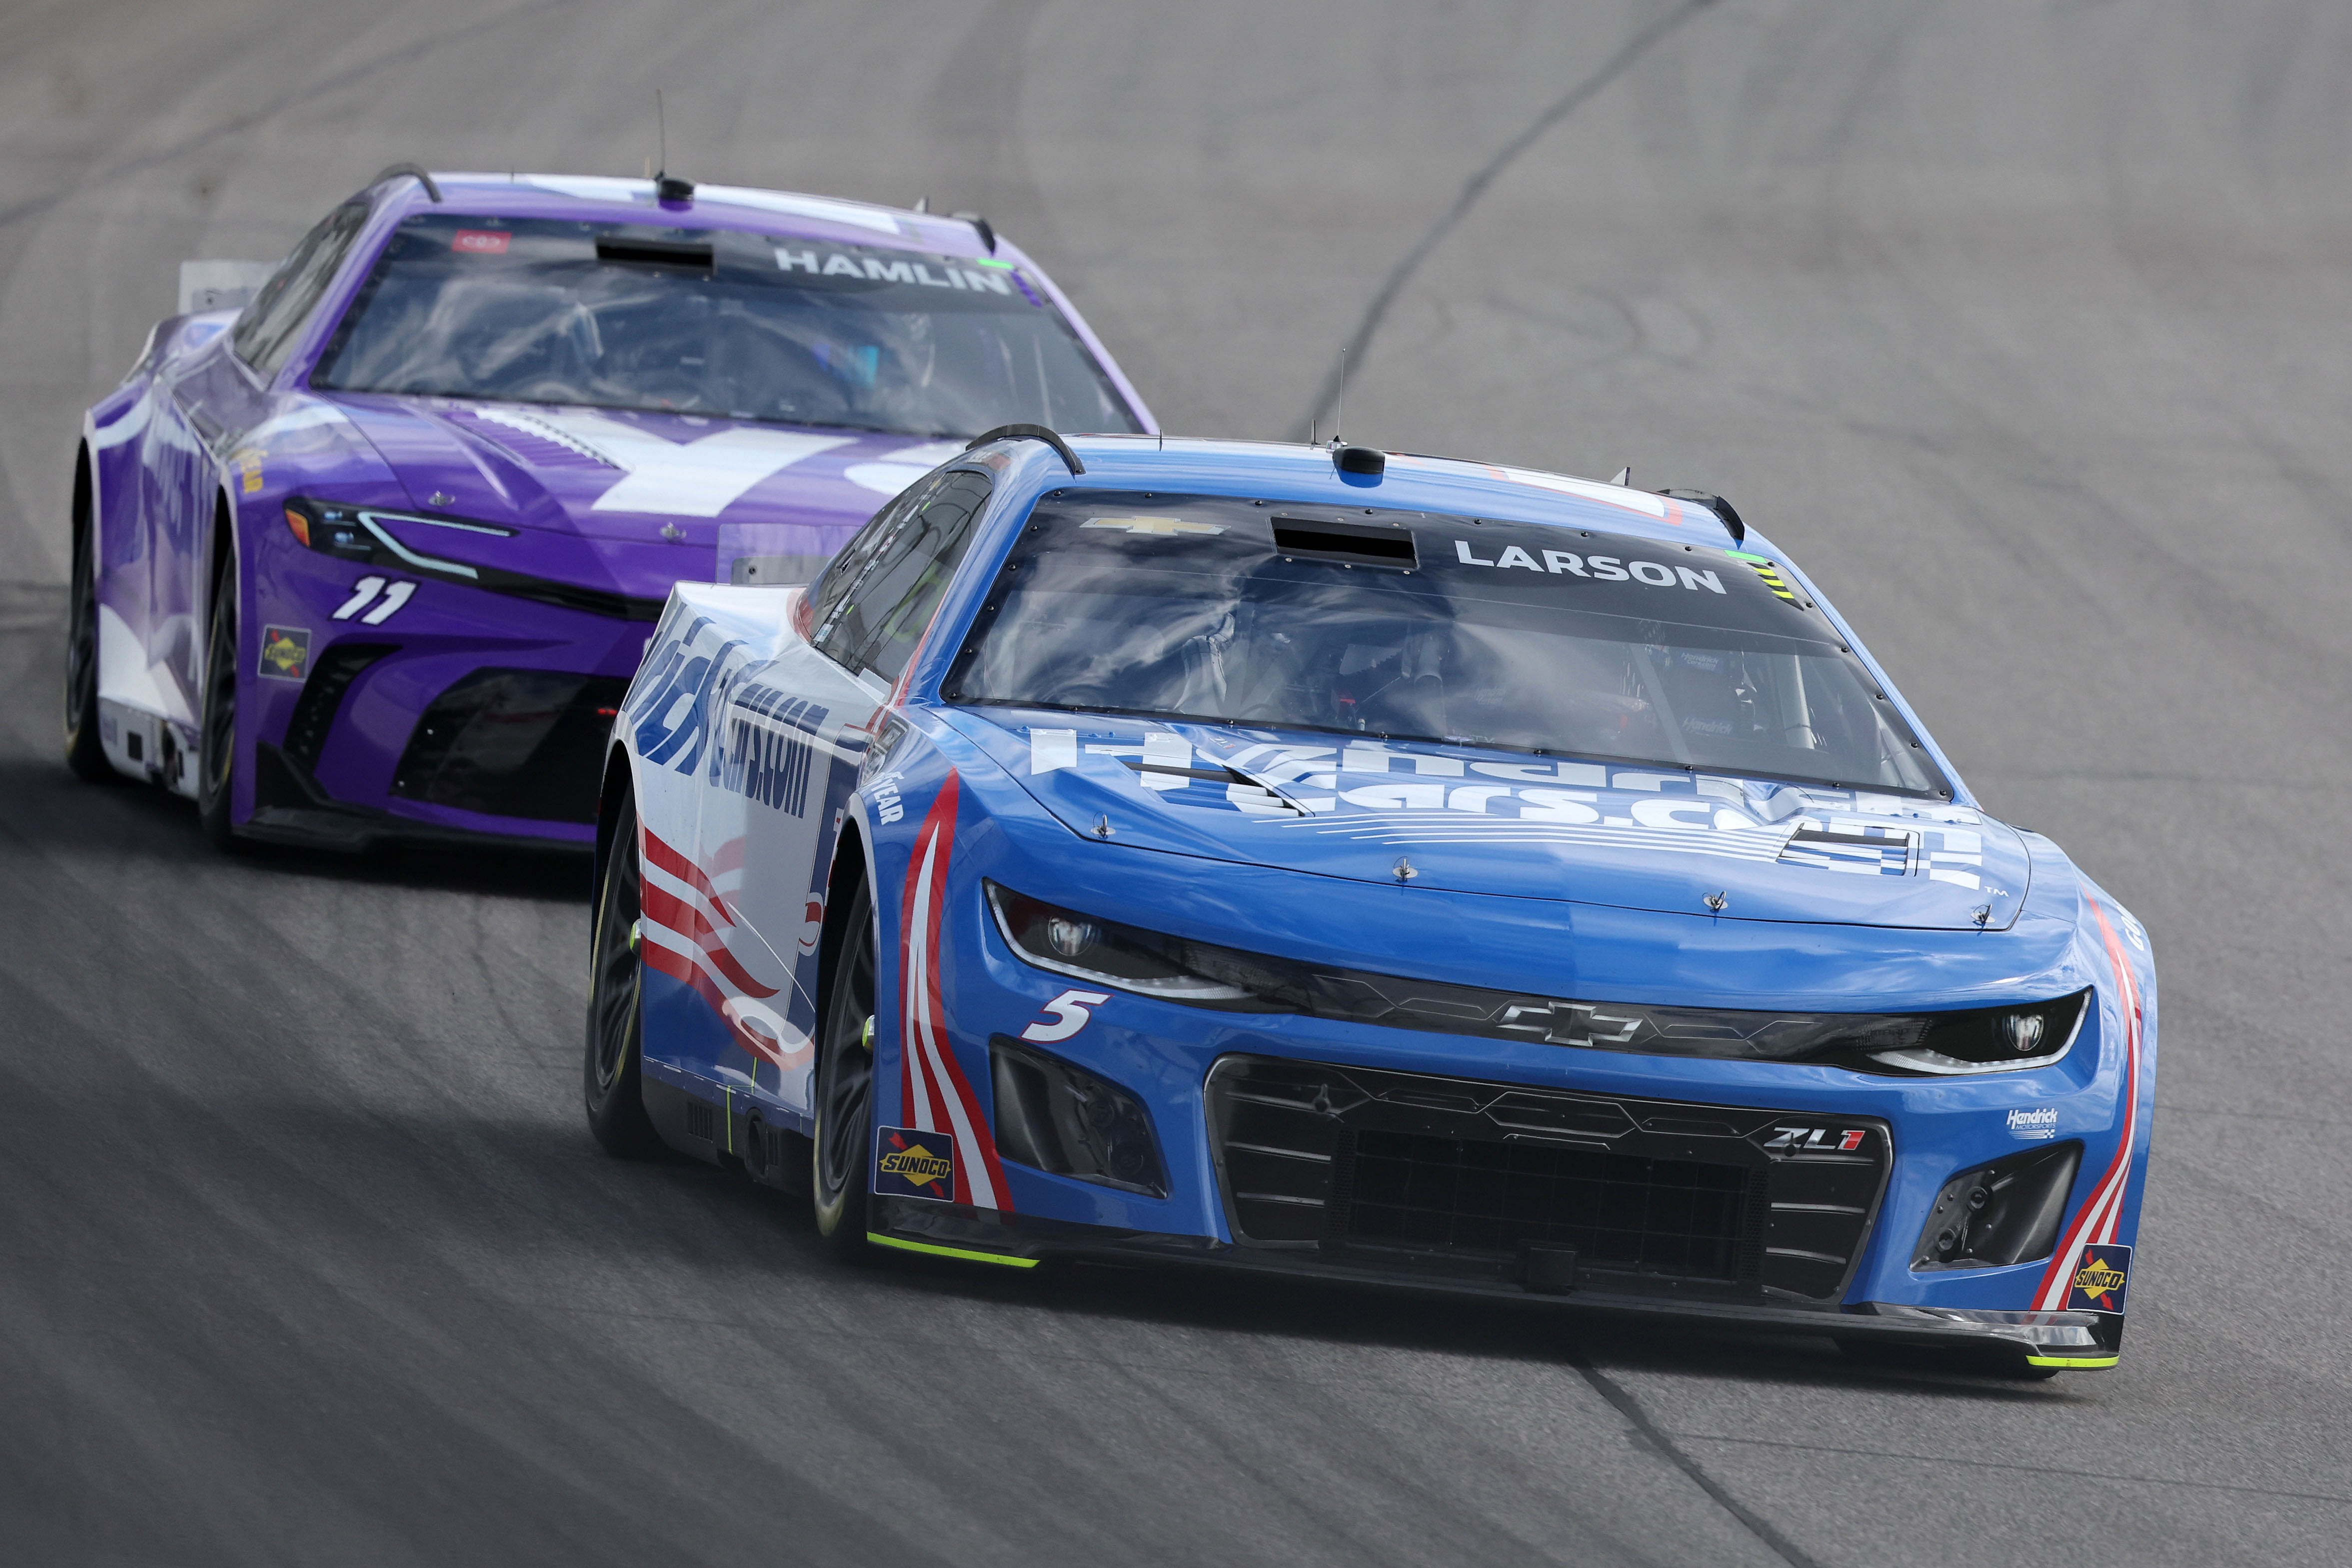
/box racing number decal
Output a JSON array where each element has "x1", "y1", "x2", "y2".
[
  {"x1": 1021, "y1": 989, "x2": 1111, "y2": 1044},
  {"x1": 331, "y1": 576, "x2": 416, "y2": 625}
]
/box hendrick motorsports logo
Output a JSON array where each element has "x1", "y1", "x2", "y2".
[
  {"x1": 874, "y1": 1126, "x2": 956, "y2": 1200},
  {"x1": 2065, "y1": 1243, "x2": 2132, "y2": 1313},
  {"x1": 2007, "y1": 1106, "x2": 2059, "y2": 1140}
]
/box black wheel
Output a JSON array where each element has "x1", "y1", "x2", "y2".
[
  {"x1": 583, "y1": 787, "x2": 661, "y2": 1157},
  {"x1": 811, "y1": 880, "x2": 878, "y2": 1259},
  {"x1": 195, "y1": 542, "x2": 240, "y2": 849},
  {"x1": 62, "y1": 451, "x2": 108, "y2": 783}
]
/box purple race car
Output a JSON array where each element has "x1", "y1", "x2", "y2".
[{"x1": 64, "y1": 164, "x2": 1151, "y2": 850}]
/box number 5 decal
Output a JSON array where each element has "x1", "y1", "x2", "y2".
[{"x1": 1022, "y1": 988, "x2": 1110, "y2": 1044}]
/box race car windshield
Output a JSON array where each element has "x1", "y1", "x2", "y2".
[
  {"x1": 947, "y1": 492, "x2": 1950, "y2": 795},
  {"x1": 310, "y1": 214, "x2": 1142, "y2": 437}
]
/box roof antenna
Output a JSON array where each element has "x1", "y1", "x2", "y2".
[
  {"x1": 651, "y1": 90, "x2": 694, "y2": 202},
  {"x1": 913, "y1": 195, "x2": 930, "y2": 213},
  {"x1": 1333, "y1": 349, "x2": 1349, "y2": 448},
  {"x1": 1610, "y1": 466, "x2": 1631, "y2": 486}
]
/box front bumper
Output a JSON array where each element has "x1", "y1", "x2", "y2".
[
  {"x1": 244, "y1": 536, "x2": 655, "y2": 847},
  {"x1": 861, "y1": 1043, "x2": 2127, "y2": 1370}
]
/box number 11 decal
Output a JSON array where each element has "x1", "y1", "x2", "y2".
[{"x1": 332, "y1": 576, "x2": 416, "y2": 625}]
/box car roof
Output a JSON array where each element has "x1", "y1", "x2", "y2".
[
  {"x1": 1027, "y1": 435, "x2": 1766, "y2": 557},
  {"x1": 378, "y1": 171, "x2": 1002, "y2": 260}
]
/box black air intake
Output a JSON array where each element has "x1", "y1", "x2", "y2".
[
  {"x1": 392, "y1": 669, "x2": 629, "y2": 823},
  {"x1": 282, "y1": 642, "x2": 394, "y2": 771},
  {"x1": 991, "y1": 1036, "x2": 1167, "y2": 1197}
]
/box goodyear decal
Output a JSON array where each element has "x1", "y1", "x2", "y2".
[
  {"x1": 2064, "y1": 1242, "x2": 2132, "y2": 1313},
  {"x1": 1725, "y1": 550, "x2": 1799, "y2": 603},
  {"x1": 875, "y1": 1125, "x2": 956, "y2": 1199}
]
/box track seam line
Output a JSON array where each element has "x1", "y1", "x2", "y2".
[
  {"x1": 1571, "y1": 1353, "x2": 1824, "y2": 1568},
  {"x1": 1293, "y1": 0, "x2": 1720, "y2": 439}
]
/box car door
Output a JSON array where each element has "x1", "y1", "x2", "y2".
[
  {"x1": 142, "y1": 200, "x2": 370, "y2": 725},
  {"x1": 678, "y1": 466, "x2": 996, "y2": 1123}
]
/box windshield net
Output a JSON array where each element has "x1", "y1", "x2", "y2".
[
  {"x1": 311, "y1": 213, "x2": 1142, "y2": 437},
  {"x1": 947, "y1": 491, "x2": 1948, "y2": 795}
]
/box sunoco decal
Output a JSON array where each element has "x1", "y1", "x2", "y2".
[
  {"x1": 2064, "y1": 1243, "x2": 2132, "y2": 1313},
  {"x1": 257, "y1": 625, "x2": 311, "y2": 680},
  {"x1": 874, "y1": 1126, "x2": 956, "y2": 1200}
]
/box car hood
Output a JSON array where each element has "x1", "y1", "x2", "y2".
[
  {"x1": 945, "y1": 708, "x2": 2032, "y2": 931},
  {"x1": 321, "y1": 393, "x2": 954, "y2": 589}
]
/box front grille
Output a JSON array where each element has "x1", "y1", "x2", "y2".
[
  {"x1": 392, "y1": 669, "x2": 629, "y2": 823},
  {"x1": 1207, "y1": 1056, "x2": 1889, "y2": 1302},
  {"x1": 1343, "y1": 1130, "x2": 1757, "y2": 1281}
]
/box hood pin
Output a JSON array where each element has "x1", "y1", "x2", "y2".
[
  {"x1": 427, "y1": 490, "x2": 454, "y2": 507},
  {"x1": 1704, "y1": 891, "x2": 1728, "y2": 913},
  {"x1": 660, "y1": 522, "x2": 686, "y2": 541},
  {"x1": 1093, "y1": 814, "x2": 1115, "y2": 839},
  {"x1": 1394, "y1": 856, "x2": 1418, "y2": 882},
  {"x1": 1973, "y1": 904, "x2": 1994, "y2": 928}
]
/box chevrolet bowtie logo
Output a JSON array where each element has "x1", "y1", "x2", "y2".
[{"x1": 1080, "y1": 516, "x2": 1225, "y2": 535}]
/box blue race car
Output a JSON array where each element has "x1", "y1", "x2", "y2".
[
  {"x1": 587, "y1": 430, "x2": 2154, "y2": 1376},
  {"x1": 65, "y1": 166, "x2": 1147, "y2": 851}
]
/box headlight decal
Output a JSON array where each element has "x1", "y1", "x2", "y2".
[
  {"x1": 280, "y1": 496, "x2": 664, "y2": 621},
  {"x1": 988, "y1": 880, "x2": 2091, "y2": 1078}
]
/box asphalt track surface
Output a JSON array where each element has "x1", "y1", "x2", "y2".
[{"x1": 3, "y1": 3, "x2": 2349, "y2": 1564}]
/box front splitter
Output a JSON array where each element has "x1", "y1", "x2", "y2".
[{"x1": 869, "y1": 1197, "x2": 2122, "y2": 1367}]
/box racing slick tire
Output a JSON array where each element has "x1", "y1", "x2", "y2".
[
  {"x1": 811, "y1": 880, "x2": 878, "y2": 1261},
  {"x1": 583, "y1": 785, "x2": 662, "y2": 1158},
  {"x1": 195, "y1": 540, "x2": 241, "y2": 849},
  {"x1": 62, "y1": 450, "x2": 109, "y2": 783}
]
